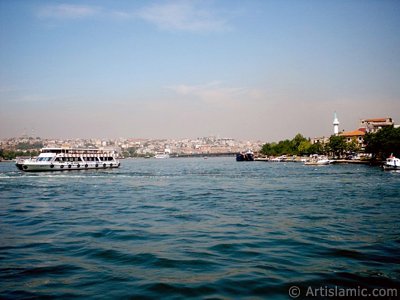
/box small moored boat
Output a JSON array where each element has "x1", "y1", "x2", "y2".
[
  {"x1": 382, "y1": 155, "x2": 400, "y2": 171},
  {"x1": 154, "y1": 153, "x2": 170, "y2": 159},
  {"x1": 304, "y1": 156, "x2": 332, "y2": 166}
]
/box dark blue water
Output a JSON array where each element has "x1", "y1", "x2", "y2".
[{"x1": 1, "y1": 158, "x2": 399, "y2": 299}]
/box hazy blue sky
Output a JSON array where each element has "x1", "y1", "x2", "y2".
[{"x1": 1, "y1": 0, "x2": 399, "y2": 141}]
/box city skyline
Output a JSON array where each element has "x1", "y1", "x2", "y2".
[{"x1": 1, "y1": 0, "x2": 400, "y2": 141}]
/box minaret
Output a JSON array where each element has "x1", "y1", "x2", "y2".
[{"x1": 333, "y1": 112, "x2": 339, "y2": 135}]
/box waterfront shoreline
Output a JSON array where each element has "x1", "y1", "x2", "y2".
[{"x1": 255, "y1": 157, "x2": 382, "y2": 166}]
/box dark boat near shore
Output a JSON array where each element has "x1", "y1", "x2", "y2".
[{"x1": 236, "y1": 150, "x2": 254, "y2": 161}]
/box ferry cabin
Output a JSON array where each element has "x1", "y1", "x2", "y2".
[{"x1": 18, "y1": 148, "x2": 120, "y2": 172}]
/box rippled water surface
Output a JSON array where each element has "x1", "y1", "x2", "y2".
[{"x1": 1, "y1": 158, "x2": 399, "y2": 299}]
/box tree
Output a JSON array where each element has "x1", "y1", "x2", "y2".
[
  {"x1": 291, "y1": 134, "x2": 308, "y2": 153},
  {"x1": 261, "y1": 142, "x2": 278, "y2": 156},
  {"x1": 308, "y1": 142, "x2": 325, "y2": 155},
  {"x1": 297, "y1": 140, "x2": 312, "y2": 155},
  {"x1": 261, "y1": 133, "x2": 312, "y2": 156},
  {"x1": 328, "y1": 135, "x2": 347, "y2": 158},
  {"x1": 16, "y1": 141, "x2": 43, "y2": 150},
  {"x1": 346, "y1": 138, "x2": 360, "y2": 154},
  {"x1": 364, "y1": 126, "x2": 400, "y2": 159},
  {"x1": 274, "y1": 139, "x2": 294, "y2": 155}
]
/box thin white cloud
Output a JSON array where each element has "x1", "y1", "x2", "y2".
[
  {"x1": 136, "y1": 1, "x2": 230, "y2": 32},
  {"x1": 167, "y1": 82, "x2": 264, "y2": 105},
  {"x1": 36, "y1": 1, "x2": 231, "y2": 32},
  {"x1": 38, "y1": 4, "x2": 100, "y2": 19}
]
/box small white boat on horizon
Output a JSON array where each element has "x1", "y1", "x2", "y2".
[{"x1": 154, "y1": 153, "x2": 170, "y2": 159}]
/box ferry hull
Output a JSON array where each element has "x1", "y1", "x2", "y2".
[{"x1": 20, "y1": 162, "x2": 120, "y2": 172}]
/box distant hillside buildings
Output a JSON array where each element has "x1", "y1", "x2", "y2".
[{"x1": 0, "y1": 136, "x2": 263, "y2": 158}]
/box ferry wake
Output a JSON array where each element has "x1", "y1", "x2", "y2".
[{"x1": 16, "y1": 148, "x2": 120, "y2": 172}]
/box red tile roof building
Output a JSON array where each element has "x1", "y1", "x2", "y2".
[{"x1": 360, "y1": 117, "x2": 393, "y2": 133}]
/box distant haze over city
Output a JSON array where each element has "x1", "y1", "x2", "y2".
[{"x1": 1, "y1": 1, "x2": 399, "y2": 141}]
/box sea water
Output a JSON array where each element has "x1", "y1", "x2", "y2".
[{"x1": 0, "y1": 158, "x2": 399, "y2": 299}]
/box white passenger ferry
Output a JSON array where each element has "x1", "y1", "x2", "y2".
[{"x1": 16, "y1": 147, "x2": 120, "y2": 172}]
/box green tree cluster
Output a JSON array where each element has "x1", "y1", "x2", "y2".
[
  {"x1": 16, "y1": 141, "x2": 43, "y2": 150},
  {"x1": 327, "y1": 135, "x2": 347, "y2": 157},
  {"x1": 364, "y1": 126, "x2": 400, "y2": 159},
  {"x1": 122, "y1": 147, "x2": 139, "y2": 158},
  {"x1": 0, "y1": 149, "x2": 39, "y2": 160},
  {"x1": 261, "y1": 133, "x2": 363, "y2": 158},
  {"x1": 261, "y1": 134, "x2": 324, "y2": 156}
]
